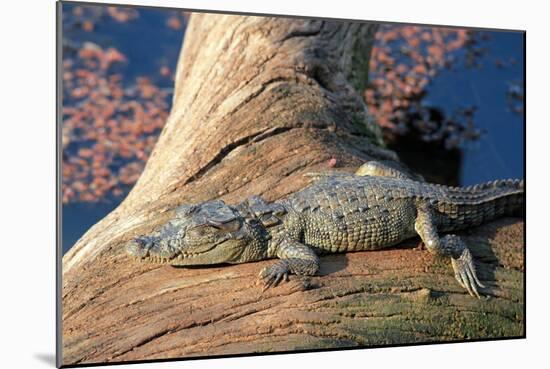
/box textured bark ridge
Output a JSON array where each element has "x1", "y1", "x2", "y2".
[{"x1": 61, "y1": 14, "x2": 524, "y2": 365}]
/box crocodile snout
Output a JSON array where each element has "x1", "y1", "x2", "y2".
[
  {"x1": 126, "y1": 236, "x2": 179, "y2": 263},
  {"x1": 126, "y1": 237, "x2": 152, "y2": 259}
]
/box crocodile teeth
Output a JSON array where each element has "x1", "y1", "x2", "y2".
[{"x1": 173, "y1": 253, "x2": 202, "y2": 259}]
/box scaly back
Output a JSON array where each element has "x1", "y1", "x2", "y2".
[{"x1": 286, "y1": 175, "x2": 524, "y2": 232}]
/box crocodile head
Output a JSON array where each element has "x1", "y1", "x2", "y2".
[{"x1": 126, "y1": 200, "x2": 269, "y2": 266}]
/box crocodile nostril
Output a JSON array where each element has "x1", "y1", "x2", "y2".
[
  {"x1": 126, "y1": 240, "x2": 148, "y2": 258},
  {"x1": 127, "y1": 236, "x2": 156, "y2": 258}
]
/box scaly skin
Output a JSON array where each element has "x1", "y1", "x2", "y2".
[{"x1": 126, "y1": 161, "x2": 524, "y2": 297}]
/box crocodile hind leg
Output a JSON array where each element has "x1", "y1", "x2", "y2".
[
  {"x1": 258, "y1": 239, "x2": 319, "y2": 290},
  {"x1": 355, "y1": 160, "x2": 425, "y2": 181},
  {"x1": 415, "y1": 204, "x2": 486, "y2": 298},
  {"x1": 305, "y1": 160, "x2": 424, "y2": 182}
]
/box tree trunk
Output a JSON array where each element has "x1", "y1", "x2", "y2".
[{"x1": 61, "y1": 14, "x2": 524, "y2": 366}]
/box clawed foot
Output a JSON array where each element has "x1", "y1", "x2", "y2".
[
  {"x1": 451, "y1": 248, "x2": 486, "y2": 298},
  {"x1": 258, "y1": 262, "x2": 290, "y2": 291}
]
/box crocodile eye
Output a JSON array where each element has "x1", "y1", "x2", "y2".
[
  {"x1": 259, "y1": 214, "x2": 281, "y2": 227},
  {"x1": 187, "y1": 224, "x2": 215, "y2": 237},
  {"x1": 245, "y1": 218, "x2": 259, "y2": 226},
  {"x1": 207, "y1": 218, "x2": 242, "y2": 232}
]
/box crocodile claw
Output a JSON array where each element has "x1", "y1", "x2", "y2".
[
  {"x1": 259, "y1": 262, "x2": 290, "y2": 291},
  {"x1": 451, "y1": 248, "x2": 486, "y2": 298}
]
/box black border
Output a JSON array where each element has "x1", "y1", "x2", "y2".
[
  {"x1": 56, "y1": 1, "x2": 527, "y2": 367},
  {"x1": 62, "y1": 336, "x2": 524, "y2": 368},
  {"x1": 56, "y1": 1, "x2": 63, "y2": 368},
  {"x1": 59, "y1": 0, "x2": 525, "y2": 33},
  {"x1": 522, "y1": 30, "x2": 527, "y2": 338}
]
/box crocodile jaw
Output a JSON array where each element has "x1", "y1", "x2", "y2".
[
  {"x1": 126, "y1": 242, "x2": 212, "y2": 264},
  {"x1": 126, "y1": 238, "x2": 247, "y2": 266}
]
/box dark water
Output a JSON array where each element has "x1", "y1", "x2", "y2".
[
  {"x1": 61, "y1": 5, "x2": 185, "y2": 253},
  {"x1": 61, "y1": 5, "x2": 524, "y2": 254},
  {"x1": 62, "y1": 201, "x2": 120, "y2": 252},
  {"x1": 62, "y1": 5, "x2": 184, "y2": 87},
  {"x1": 426, "y1": 31, "x2": 524, "y2": 185}
]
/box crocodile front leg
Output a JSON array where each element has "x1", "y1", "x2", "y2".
[
  {"x1": 415, "y1": 203, "x2": 486, "y2": 298},
  {"x1": 259, "y1": 239, "x2": 319, "y2": 290}
]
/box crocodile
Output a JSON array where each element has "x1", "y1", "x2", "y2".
[{"x1": 126, "y1": 160, "x2": 524, "y2": 298}]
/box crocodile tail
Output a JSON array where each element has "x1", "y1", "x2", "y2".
[{"x1": 435, "y1": 179, "x2": 524, "y2": 230}]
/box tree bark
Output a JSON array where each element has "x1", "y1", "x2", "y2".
[{"x1": 61, "y1": 14, "x2": 524, "y2": 365}]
